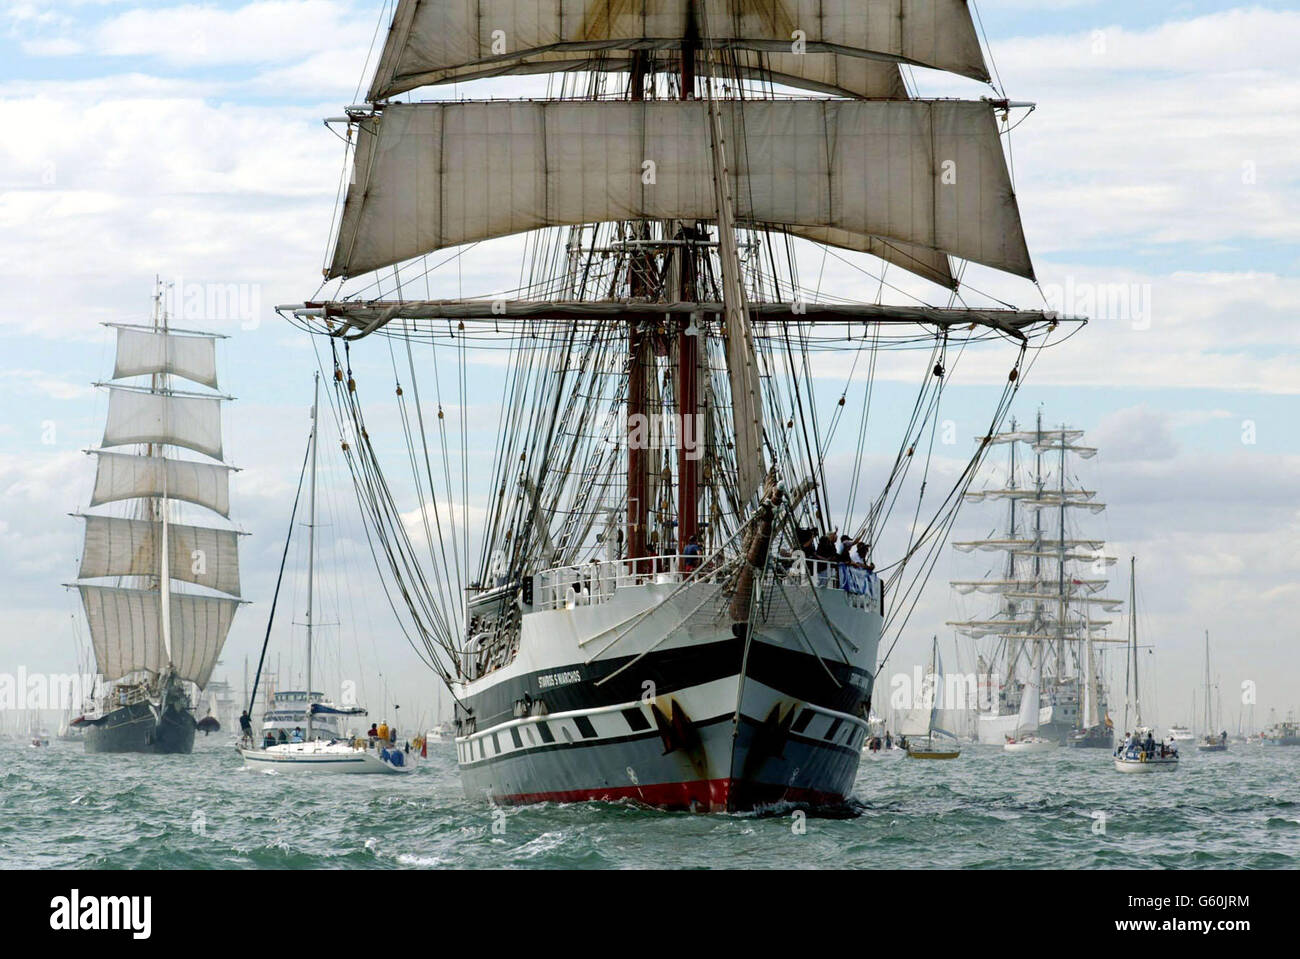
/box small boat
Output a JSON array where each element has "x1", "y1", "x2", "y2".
[
  {"x1": 906, "y1": 638, "x2": 961, "y2": 760},
  {"x1": 241, "y1": 738, "x2": 414, "y2": 774},
  {"x1": 1263, "y1": 717, "x2": 1300, "y2": 746},
  {"x1": 1195, "y1": 630, "x2": 1227, "y2": 752},
  {"x1": 237, "y1": 375, "x2": 413, "y2": 776},
  {"x1": 1113, "y1": 558, "x2": 1178, "y2": 773},
  {"x1": 1168, "y1": 725, "x2": 1194, "y2": 743},
  {"x1": 1004, "y1": 644, "x2": 1056, "y2": 754},
  {"x1": 1114, "y1": 730, "x2": 1180, "y2": 773}
]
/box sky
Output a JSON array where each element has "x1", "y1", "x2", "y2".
[{"x1": 1, "y1": 0, "x2": 1298, "y2": 734}]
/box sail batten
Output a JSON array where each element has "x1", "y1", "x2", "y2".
[
  {"x1": 327, "y1": 100, "x2": 1034, "y2": 282},
  {"x1": 366, "y1": 0, "x2": 990, "y2": 99}
]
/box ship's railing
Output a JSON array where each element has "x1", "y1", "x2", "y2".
[
  {"x1": 531, "y1": 554, "x2": 882, "y2": 613},
  {"x1": 533, "y1": 555, "x2": 714, "y2": 611}
]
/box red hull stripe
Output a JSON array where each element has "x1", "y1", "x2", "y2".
[{"x1": 494, "y1": 778, "x2": 844, "y2": 812}]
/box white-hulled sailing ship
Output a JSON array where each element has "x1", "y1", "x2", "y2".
[
  {"x1": 68, "y1": 283, "x2": 245, "y2": 754},
  {"x1": 948, "y1": 413, "x2": 1122, "y2": 748},
  {"x1": 237, "y1": 374, "x2": 413, "y2": 774},
  {"x1": 280, "y1": 0, "x2": 1077, "y2": 810}
]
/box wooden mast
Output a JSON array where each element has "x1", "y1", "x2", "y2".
[
  {"x1": 626, "y1": 51, "x2": 652, "y2": 573},
  {"x1": 675, "y1": 21, "x2": 701, "y2": 552}
]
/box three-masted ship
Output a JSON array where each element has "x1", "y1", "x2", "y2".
[
  {"x1": 69, "y1": 283, "x2": 244, "y2": 753},
  {"x1": 282, "y1": 0, "x2": 1071, "y2": 810},
  {"x1": 948, "y1": 412, "x2": 1122, "y2": 747}
]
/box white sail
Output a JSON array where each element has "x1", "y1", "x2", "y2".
[
  {"x1": 965, "y1": 488, "x2": 1095, "y2": 503},
  {"x1": 367, "y1": 0, "x2": 989, "y2": 100},
  {"x1": 77, "y1": 514, "x2": 242, "y2": 597},
  {"x1": 168, "y1": 592, "x2": 240, "y2": 688},
  {"x1": 90, "y1": 451, "x2": 232, "y2": 517},
  {"x1": 950, "y1": 537, "x2": 1104, "y2": 554},
  {"x1": 112, "y1": 327, "x2": 218, "y2": 389},
  {"x1": 102, "y1": 387, "x2": 223, "y2": 460},
  {"x1": 1015, "y1": 645, "x2": 1041, "y2": 735},
  {"x1": 77, "y1": 585, "x2": 167, "y2": 681},
  {"x1": 327, "y1": 100, "x2": 1034, "y2": 282}
]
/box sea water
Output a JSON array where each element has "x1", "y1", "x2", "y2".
[{"x1": 2, "y1": 738, "x2": 1295, "y2": 869}]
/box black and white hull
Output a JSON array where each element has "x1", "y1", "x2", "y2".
[
  {"x1": 453, "y1": 565, "x2": 881, "y2": 812},
  {"x1": 82, "y1": 699, "x2": 197, "y2": 754}
]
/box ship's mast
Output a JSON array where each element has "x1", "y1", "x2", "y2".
[
  {"x1": 1129, "y1": 557, "x2": 1140, "y2": 730},
  {"x1": 1203, "y1": 629, "x2": 1212, "y2": 737},
  {"x1": 154, "y1": 277, "x2": 173, "y2": 678},
  {"x1": 305, "y1": 371, "x2": 320, "y2": 741},
  {"x1": 1056, "y1": 425, "x2": 1067, "y2": 679}
]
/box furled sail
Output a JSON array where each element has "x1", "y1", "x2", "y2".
[
  {"x1": 77, "y1": 585, "x2": 167, "y2": 681},
  {"x1": 328, "y1": 100, "x2": 1033, "y2": 282},
  {"x1": 102, "y1": 387, "x2": 224, "y2": 460},
  {"x1": 367, "y1": 0, "x2": 990, "y2": 99},
  {"x1": 168, "y1": 593, "x2": 240, "y2": 688},
  {"x1": 111, "y1": 327, "x2": 219, "y2": 389},
  {"x1": 77, "y1": 514, "x2": 242, "y2": 597},
  {"x1": 90, "y1": 451, "x2": 232, "y2": 517}
]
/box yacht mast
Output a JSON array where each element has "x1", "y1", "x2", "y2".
[
  {"x1": 1203, "y1": 629, "x2": 1212, "y2": 737},
  {"x1": 305, "y1": 372, "x2": 320, "y2": 741},
  {"x1": 1129, "y1": 557, "x2": 1140, "y2": 729}
]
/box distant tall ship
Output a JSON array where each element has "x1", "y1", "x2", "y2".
[
  {"x1": 69, "y1": 282, "x2": 244, "y2": 754},
  {"x1": 948, "y1": 413, "x2": 1122, "y2": 747}
]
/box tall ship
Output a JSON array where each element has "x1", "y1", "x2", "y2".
[
  {"x1": 280, "y1": 0, "x2": 1071, "y2": 809},
  {"x1": 948, "y1": 413, "x2": 1122, "y2": 747},
  {"x1": 68, "y1": 283, "x2": 245, "y2": 753}
]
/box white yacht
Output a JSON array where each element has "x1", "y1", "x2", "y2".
[{"x1": 237, "y1": 375, "x2": 413, "y2": 775}]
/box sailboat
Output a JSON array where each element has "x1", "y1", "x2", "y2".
[
  {"x1": 1114, "y1": 557, "x2": 1178, "y2": 773},
  {"x1": 68, "y1": 281, "x2": 244, "y2": 754},
  {"x1": 1196, "y1": 631, "x2": 1227, "y2": 752},
  {"x1": 278, "y1": 0, "x2": 1070, "y2": 810},
  {"x1": 1003, "y1": 643, "x2": 1056, "y2": 753},
  {"x1": 237, "y1": 375, "x2": 413, "y2": 774},
  {"x1": 906, "y1": 638, "x2": 961, "y2": 760},
  {"x1": 949, "y1": 413, "x2": 1122, "y2": 746}
]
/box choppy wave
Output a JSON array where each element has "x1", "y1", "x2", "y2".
[{"x1": 2, "y1": 738, "x2": 1297, "y2": 869}]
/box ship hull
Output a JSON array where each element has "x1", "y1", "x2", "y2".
[
  {"x1": 83, "y1": 700, "x2": 196, "y2": 755},
  {"x1": 978, "y1": 708, "x2": 1071, "y2": 745},
  {"x1": 453, "y1": 575, "x2": 880, "y2": 813},
  {"x1": 1068, "y1": 725, "x2": 1114, "y2": 749}
]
